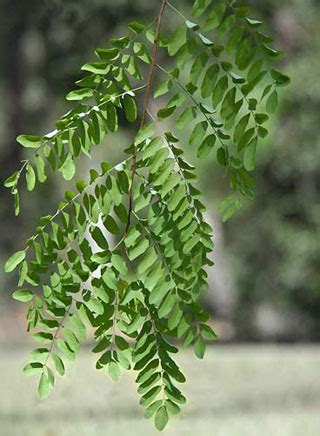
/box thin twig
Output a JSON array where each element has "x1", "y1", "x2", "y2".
[{"x1": 125, "y1": 0, "x2": 168, "y2": 235}]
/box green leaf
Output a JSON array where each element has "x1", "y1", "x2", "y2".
[
  {"x1": 4, "y1": 171, "x2": 19, "y2": 188},
  {"x1": 23, "y1": 362, "x2": 44, "y2": 376},
  {"x1": 271, "y1": 69, "x2": 290, "y2": 87},
  {"x1": 248, "y1": 59, "x2": 263, "y2": 82},
  {"x1": 149, "y1": 281, "x2": 170, "y2": 305},
  {"x1": 13, "y1": 192, "x2": 20, "y2": 216},
  {"x1": 167, "y1": 185, "x2": 185, "y2": 212},
  {"x1": 66, "y1": 88, "x2": 94, "y2": 101},
  {"x1": 57, "y1": 339, "x2": 76, "y2": 361},
  {"x1": 246, "y1": 17, "x2": 263, "y2": 28},
  {"x1": 122, "y1": 95, "x2": 137, "y2": 122},
  {"x1": 12, "y1": 289, "x2": 33, "y2": 302},
  {"x1": 128, "y1": 21, "x2": 145, "y2": 34},
  {"x1": 217, "y1": 147, "x2": 227, "y2": 166},
  {"x1": 158, "y1": 292, "x2": 176, "y2": 318},
  {"x1": 197, "y1": 133, "x2": 217, "y2": 159},
  {"x1": 194, "y1": 335, "x2": 206, "y2": 359},
  {"x1": 243, "y1": 137, "x2": 257, "y2": 171},
  {"x1": 106, "y1": 103, "x2": 118, "y2": 132},
  {"x1": 154, "y1": 80, "x2": 172, "y2": 98},
  {"x1": 176, "y1": 107, "x2": 196, "y2": 130},
  {"x1": 185, "y1": 20, "x2": 199, "y2": 31},
  {"x1": 160, "y1": 172, "x2": 181, "y2": 198},
  {"x1": 198, "y1": 33, "x2": 214, "y2": 47},
  {"x1": 39, "y1": 319, "x2": 58, "y2": 329},
  {"x1": 118, "y1": 171, "x2": 130, "y2": 194},
  {"x1": 18, "y1": 261, "x2": 28, "y2": 286},
  {"x1": 137, "y1": 248, "x2": 158, "y2": 275},
  {"x1": 212, "y1": 76, "x2": 229, "y2": 108},
  {"x1": 165, "y1": 399, "x2": 181, "y2": 415},
  {"x1": 227, "y1": 27, "x2": 244, "y2": 54},
  {"x1": 81, "y1": 62, "x2": 110, "y2": 74},
  {"x1": 190, "y1": 52, "x2": 209, "y2": 84},
  {"x1": 75, "y1": 75, "x2": 99, "y2": 89},
  {"x1": 142, "y1": 137, "x2": 163, "y2": 159},
  {"x1": 104, "y1": 215, "x2": 120, "y2": 235},
  {"x1": 17, "y1": 135, "x2": 42, "y2": 148},
  {"x1": 114, "y1": 203, "x2": 128, "y2": 223},
  {"x1": 135, "y1": 124, "x2": 155, "y2": 145},
  {"x1": 26, "y1": 163, "x2": 36, "y2": 191},
  {"x1": 33, "y1": 332, "x2": 53, "y2": 344},
  {"x1": 234, "y1": 114, "x2": 250, "y2": 143},
  {"x1": 60, "y1": 155, "x2": 75, "y2": 181},
  {"x1": 182, "y1": 234, "x2": 201, "y2": 254},
  {"x1": 266, "y1": 90, "x2": 278, "y2": 113},
  {"x1": 144, "y1": 400, "x2": 162, "y2": 419},
  {"x1": 30, "y1": 348, "x2": 49, "y2": 360},
  {"x1": 157, "y1": 106, "x2": 176, "y2": 120},
  {"x1": 167, "y1": 27, "x2": 186, "y2": 56},
  {"x1": 63, "y1": 327, "x2": 79, "y2": 352},
  {"x1": 133, "y1": 42, "x2": 152, "y2": 64},
  {"x1": 220, "y1": 87, "x2": 236, "y2": 119},
  {"x1": 47, "y1": 367, "x2": 55, "y2": 387},
  {"x1": 70, "y1": 314, "x2": 87, "y2": 341},
  {"x1": 52, "y1": 353, "x2": 66, "y2": 376},
  {"x1": 261, "y1": 84, "x2": 273, "y2": 101},
  {"x1": 128, "y1": 238, "x2": 149, "y2": 261},
  {"x1": 204, "y1": 3, "x2": 226, "y2": 30},
  {"x1": 189, "y1": 121, "x2": 208, "y2": 147},
  {"x1": 35, "y1": 155, "x2": 47, "y2": 183},
  {"x1": 192, "y1": 0, "x2": 212, "y2": 18},
  {"x1": 262, "y1": 44, "x2": 284, "y2": 60},
  {"x1": 168, "y1": 305, "x2": 183, "y2": 330},
  {"x1": 230, "y1": 72, "x2": 246, "y2": 84},
  {"x1": 219, "y1": 195, "x2": 241, "y2": 222},
  {"x1": 111, "y1": 253, "x2": 128, "y2": 275},
  {"x1": 200, "y1": 323, "x2": 217, "y2": 339},
  {"x1": 108, "y1": 361, "x2": 121, "y2": 382},
  {"x1": 149, "y1": 149, "x2": 168, "y2": 174},
  {"x1": 140, "y1": 385, "x2": 161, "y2": 406},
  {"x1": 238, "y1": 128, "x2": 255, "y2": 151},
  {"x1": 154, "y1": 406, "x2": 169, "y2": 431},
  {"x1": 201, "y1": 64, "x2": 219, "y2": 98},
  {"x1": 236, "y1": 37, "x2": 256, "y2": 71},
  {"x1": 38, "y1": 372, "x2": 50, "y2": 399},
  {"x1": 125, "y1": 226, "x2": 141, "y2": 248},
  {"x1": 257, "y1": 126, "x2": 268, "y2": 138},
  {"x1": 5, "y1": 250, "x2": 26, "y2": 273},
  {"x1": 91, "y1": 227, "x2": 109, "y2": 250},
  {"x1": 255, "y1": 113, "x2": 269, "y2": 124},
  {"x1": 95, "y1": 48, "x2": 119, "y2": 60}
]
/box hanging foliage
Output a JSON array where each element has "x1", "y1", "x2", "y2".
[{"x1": 4, "y1": 0, "x2": 289, "y2": 430}]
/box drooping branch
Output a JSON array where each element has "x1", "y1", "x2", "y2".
[{"x1": 4, "y1": 0, "x2": 289, "y2": 430}]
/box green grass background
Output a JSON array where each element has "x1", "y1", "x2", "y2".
[{"x1": 1, "y1": 345, "x2": 319, "y2": 436}]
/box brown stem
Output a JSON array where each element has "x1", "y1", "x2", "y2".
[{"x1": 124, "y1": 0, "x2": 168, "y2": 235}]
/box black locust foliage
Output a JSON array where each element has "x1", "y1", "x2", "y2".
[{"x1": 4, "y1": 0, "x2": 289, "y2": 431}]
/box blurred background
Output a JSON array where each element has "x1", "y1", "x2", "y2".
[{"x1": 0, "y1": 0, "x2": 319, "y2": 435}]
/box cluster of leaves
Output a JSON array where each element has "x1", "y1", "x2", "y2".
[
  {"x1": 4, "y1": 0, "x2": 288, "y2": 431},
  {"x1": 156, "y1": 0, "x2": 290, "y2": 220}
]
